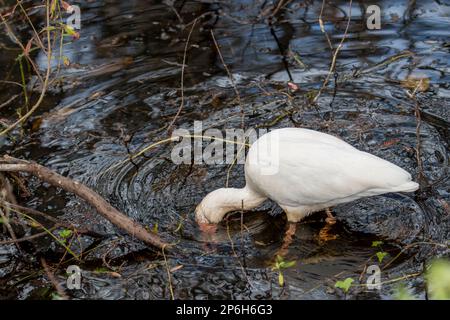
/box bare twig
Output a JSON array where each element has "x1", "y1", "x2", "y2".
[
  {"x1": 225, "y1": 143, "x2": 246, "y2": 188},
  {"x1": 211, "y1": 29, "x2": 245, "y2": 129},
  {"x1": 270, "y1": 0, "x2": 291, "y2": 17},
  {"x1": 0, "y1": 172, "x2": 21, "y2": 251},
  {"x1": 0, "y1": 228, "x2": 56, "y2": 245},
  {"x1": 17, "y1": 1, "x2": 46, "y2": 51},
  {"x1": 406, "y1": 79, "x2": 428, "y2": 185},
  {"x1": 318, "y1": 0, "x2": 333, "y2": 50},
  {"x1": 0, "y1": 1, "x2": 52, "y2": 136},
  {"x1": 313, "y1": 0, "x2": 353, "y2": 103},
  {"x1": 226, "y1": 218, "x2": 255, "y2": 290},
  {"x1": 0, "y1": 207, "x2": 21, "y2": 250},
  {"x1": 41, "y1": 257, "x2": 69, "y2": 300},
  {"x1": 162, "y1": 245, "x2": 174, "y2": 300},
  {"x1": 167, "y1": 18, "x2": 198, "y2": 134},
  {"x1": 0, "y1": 94, "x2": 18, "y2": 110},
  {"x1": 0, "y1": 13, "x2": 44, "y2": 84}
]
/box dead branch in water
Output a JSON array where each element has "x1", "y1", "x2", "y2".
[{"x1": 0, "y1": 156, "x2": 170, "y2": 250}]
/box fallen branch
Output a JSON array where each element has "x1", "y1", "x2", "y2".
[{"x1": 0, "y1": 156, "x2": 169, "y2": 250}]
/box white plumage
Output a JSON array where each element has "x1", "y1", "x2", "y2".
[{"x1": 195, "y1": 128, "x2": 419, "y2": 227}]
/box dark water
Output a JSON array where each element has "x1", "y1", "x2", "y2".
[{"x1": 0, "y1": 0, "x2": 449, "y2": 299}]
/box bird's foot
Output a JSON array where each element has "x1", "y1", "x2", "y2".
[
  {"x1": 318, "y1": 225, "x2": 337, "y2": 244},
  {"x1": 276, "y1": 222, "x2": 297, "y2": 257},
  {"x1": 325, "y1": 217, "x2": 337, "y2": 225},
  {"x1": 317, "y1": 208, "x2": 338, "y2": 244}
]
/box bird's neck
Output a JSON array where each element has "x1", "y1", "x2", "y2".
[{"x1": 210, "y1": 186, "x2": 267, "y2": 222}]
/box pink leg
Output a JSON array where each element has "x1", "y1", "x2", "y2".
[
  {"x1": 276, "y1": 222, "x2": 297, "y2": 257},
  {"x1": 325, "y1": 208, "x2": 336, "y2": 225}
]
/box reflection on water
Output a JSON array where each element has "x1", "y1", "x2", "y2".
[{"x1": 0, "y1": 0, "x2": 449, "y2": 299}]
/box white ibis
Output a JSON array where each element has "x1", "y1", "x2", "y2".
[{"x1": 195, "y1": 128, "x2": 419, "y2": 247}]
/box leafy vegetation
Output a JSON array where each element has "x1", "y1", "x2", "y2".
[
  {"x1": 372, "y1": 240, "x2": 388, "y2": 263},
  {"x1": 58, "y1": 229, "x2": 73, "y2": 241},
  {"x1": 376, "y1": 251, "x2": 388, "y2": 263},
  {"x1": 371, "y1": 241, "x2": 383, "y2": 247},
  {"x1": 272, "y1": 255, "x2": 296, "y2": 287},
  {"x1": 335, "y1": 278, "x2": 354, "y2": 293}
]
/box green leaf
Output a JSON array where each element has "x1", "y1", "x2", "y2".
[
  {"x1": 94, "y1": 267, "x2": 110, "y2": 274},
  {"x1": 50, "y1": 0, "x2": 57, "y2": 16},
  {"x1": 152, "y1": 222, "x2": 158, "y2": 234},
  {"x1": 272, "y1": 255, "x2": 283, "y2": 271},
  {"x1": 63, "y1": 24, "x2": 76, "y2": 36},
  {"x1": 58, "y1": 229, "x2": 72, "y2": 239},
  {"x1": 42, "y1": 26, "x2": 57, "y2": 32},
  {"x1": 274, "y1": 255, "x2": 296, "y2": 269},
  {"x1": 51, "y1": 292, "x2": 63, "y2": 300},
  {"x1": 376, "y1": 251, "x2": 388, "y2": 263},
  {"x1": 292, "y1": 52, "x2": 306, "y2": 69},
  {"x1": 372, "y1": 241, "x2": 383, "y2": 247},
  {"x1": 281, "y1": 260, "x2": 296, "y2": 269},
  {"x1": 335, "y1": 278, "x2": 354, "y2": 293}
]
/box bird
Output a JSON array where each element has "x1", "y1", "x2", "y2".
[{"x1": 195, "y1": 128, "x2": 419, "y2": 249}]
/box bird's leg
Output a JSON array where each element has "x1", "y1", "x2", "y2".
[
  {"x1": 276, "y1": 222, "x2": 297, "y2": 257},
  {"x1": 325, "y1": 208, "x2": 336, "y2": 225}
]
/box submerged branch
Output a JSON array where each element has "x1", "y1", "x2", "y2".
[{"x1": 0, "y1": 156, "x2": 170, "y2": 250}]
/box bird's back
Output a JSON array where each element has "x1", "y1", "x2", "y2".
[{"x1": 245, "y1": 128, "x2": 418, "y2": 208}]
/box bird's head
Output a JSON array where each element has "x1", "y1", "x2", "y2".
[
  {"x1": 194, "y1": 203, "x2": 211, "y2": 225},
  {"x1": 195, "y1": 203, "x2": 220, "y2": 235},
  {"x1": 195, "y1": 188, "x2": 232, "y2": 227}
]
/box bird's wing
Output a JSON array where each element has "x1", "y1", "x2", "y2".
[
  {"x1": 246, "y1": 133, "x2": 413, "y2": 207},
  {"x1": 271, "y1": 128, "x2": 357, "y2": 151}
]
